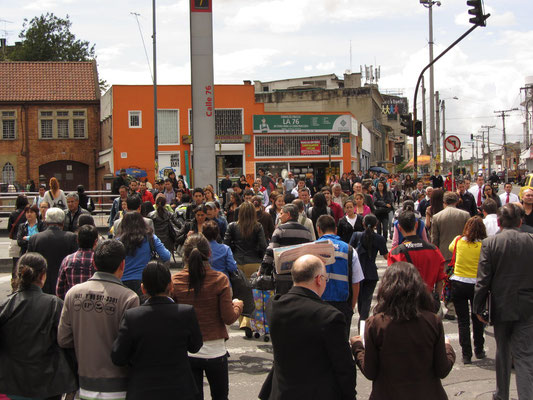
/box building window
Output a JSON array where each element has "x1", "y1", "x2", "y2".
[
  {"x1": 38, "y1": 109, "x2": 88, "y2": 139},
  {"x1": 254, "y1": 135, "x2": 341, "y2": 157},
  {"x1": 129, "y1": 111, "x2": 142, "y2": 128},
  {"x1": 189, "y1": 109, "x2": 243, "y2": 136},
  {"x1": 157, "y1": 109, "x2": 179, "y2": 144},
  {"x1": 1, "y1": 110, "x2": 16, "y2": 140},
  {"x1": 2, "y1": 162, "x2": 15, "y2": 184}
]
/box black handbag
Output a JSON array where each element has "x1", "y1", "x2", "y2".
[
  {"x1": 250, "y1": 272, "x2": 275, "y2": 291},
  {"x1": 229, "y1": 269, "x2": 255, "y2": 317}
]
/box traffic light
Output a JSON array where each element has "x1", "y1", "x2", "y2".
[
  {"x1": 328, "y1": 137, "x2": 337, "y2": 147},
  {"x1": 414, "y1": 120, "x2": 422, "y2": 137},
  {"x1": 400, "y1": 113, "x2": 413, "y2": 137},
  {"x1": 467, "y1": 0, "x2": 489, "y2": 26}
]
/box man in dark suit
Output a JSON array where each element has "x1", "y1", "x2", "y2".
[
  {"x1": 260, "y1": 254, "x2": 356, "y2": 400},
  {"x1": 28, "y1": 207, "x2": 78, "y2": 294},
  {"x1": 306, "y1": 174, "x2": 319, "y2": 196},
  {"x1": 111, "y1": 261, "x2": 203, "y2": 400},
  {"x1": 474, "y1": 203, "x2": 533, "y2": 400}
]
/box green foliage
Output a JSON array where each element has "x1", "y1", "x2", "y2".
[
  {"x1": 10, "y1": 13, "x2": 95, "y2": 62},
  {"x1": 396, "y1": 160, "x2": 413, "y2": 173}
]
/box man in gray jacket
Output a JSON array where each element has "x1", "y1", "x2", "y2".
[
  {"x1": 58, "y1": 240, "x2": 139, "y2": 400},
  {"x1": 474, "y1": 204, "x2": 533, "y2": 400}
]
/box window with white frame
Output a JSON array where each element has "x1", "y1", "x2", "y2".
[
  {"x1": 1, "y1": 110, "x2": 16, "y2": 140},
  {"x1": 157, "y1": 109, "x2": 179, "y2": 144},
  {"x1": 2, "y1": 162, "x2": 15, "y2": 184},
  {"x1": 129, "y1": 111, "x2": 142, "y2": 128},
  {"x1": 189, "y1": 109, "x2": 243, "y2": 135},
  {"x1": 38, "y1": 109, "x2": 87, "y2": 139}
]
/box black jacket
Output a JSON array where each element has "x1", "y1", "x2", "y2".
[
  {"x1": 337, "y1": 215, "x2": 364, "y2": 244},
  {"x1": 259, "y1": 286, "x2": 356, "y2": 400},
  {"x1": 457, "y1": 191, "x2": 478, "y2": 217},
  {"x1": 0, "y1": 285, "x2": 78, "y2": 397},
  {"x1": 8, "y1": 208, "x2": 26, "y2": 240},
  {"x1": 176, "y1": 219, "x2": 199, "y2": 246},
  {"x1": 16, "y1": 220, "x2": 45, "y2": 255},
  {"x1": 28, "y1": 226, "x2": 78, "y2": 295},
  {"x1": 64, "y1": 206, "x2": 90, "y2": 232},
  {"x1": 148, "y1": 209, "x2": 180, "y2": 252},
  {"x1": 223, "y1": 221, "x2": 267, "y2": 265},
  {"x1": 474, "y1": 228, "x2": 533, "y2": 323},
  {"x1": 111, "y1": 296, "x2": 203, "y2": 400}
]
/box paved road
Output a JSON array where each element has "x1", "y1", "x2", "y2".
[{"x1": 0, "y1": 247, "x2": 519, "y2": 399}]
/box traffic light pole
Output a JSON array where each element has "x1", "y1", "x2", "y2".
[{"x1": 412, "y1": 24, "x2": 478, "y2": 179}]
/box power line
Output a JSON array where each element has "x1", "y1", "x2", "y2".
[{"x1": 131, "y1": 12, "x2": 153, "y2": 82}]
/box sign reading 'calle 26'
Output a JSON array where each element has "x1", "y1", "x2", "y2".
[{"x1": 253, "y1": 115, "x2": 352, "y2": 133}]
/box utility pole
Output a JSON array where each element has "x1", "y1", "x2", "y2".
[
  {"x1": 494, "y1": 108, "x2": 518, "y2": 183},
  {"x1": 441, "y1": 100, "x2": 446, "y2": 171},
  {"x1": 521, "y1": 85, "x2": 533, "y2": 149},
  {"x1": 152, "y1": 0, "x2": 158, "y2": 179},
  {"x1": 421, "y1": 76, "x2": 430, "y2": 154},
  {"x1": 435, "y1": 91, "x2": 441, "y2": 163},
  {"x1": 481, "y1": 125, "x2": 495, "y2": 175},
  {"x1": 481, "y1": 129, "x2": 486, "y2": 175}
]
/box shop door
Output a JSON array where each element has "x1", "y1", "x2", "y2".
[{"x1": 39, "y1": 160, "x2": 89, "y2": 191}]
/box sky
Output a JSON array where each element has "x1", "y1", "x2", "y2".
[{"x1": 3, "y1": 0, "x2": 532, "y2": 159}]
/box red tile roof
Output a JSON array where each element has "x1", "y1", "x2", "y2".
[{"x1": 0, "y1": 61, "x2": 99, "y2": 102}]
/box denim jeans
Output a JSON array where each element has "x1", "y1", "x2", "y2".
[
  {"x1": 451, "y1": 280, "x2": 485, "y2": 357},
  {"x1": 189, "y1": 354, "x2": 229, "y2": 400}
]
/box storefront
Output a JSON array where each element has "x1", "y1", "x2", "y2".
[{"x1": 250, "y1": 114, "x2": 358, "y2": 186}]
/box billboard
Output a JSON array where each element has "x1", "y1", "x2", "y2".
[
  {"x1": 253, "y1": 114, "x2": 352, "y2": 133},
  {"x1": 300, "y1": 140, "x2": 321, "y2": 155}
]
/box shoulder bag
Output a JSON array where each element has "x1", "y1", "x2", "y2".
[
  {"x1": 229, "y1": 269, "x2": 255, "y2": 316},
  {"x1": 9, "y1": 210, "x2": 25, "y2": 240}
]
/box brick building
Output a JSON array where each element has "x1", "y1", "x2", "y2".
[{"x1": 0, "y1": 61, "x2": 100, "y2": 191}]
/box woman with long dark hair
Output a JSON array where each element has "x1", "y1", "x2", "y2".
[
  {"x1": 349, "y1": 214, "x2": 388, "y2": 330},
  {"x1": 176, "y1": 204, "x2": 209, "y2": 246},
  {"x1": 449, "y1": 216, "x2": 487, "y2": 364},
  {"x1": 307, "y1": 192, "x2": 333, "y2": 238},
  {"x1": 253, "y1": 196, "x2": 275, "y2": 241},
  {"x1": 0, "y1": 253, "x2": 77, "y2": 399},
  {"x1": 426, "y1": 188, "x2": 444, "y2": 233},
  {"x1": 481, "y1": 184, "x2": 501, "y2": 208},
  {"x1": 226, "y1": 192, "x2": 242, "y2": 223},
  {"x1": 172, "y1": 234, "x2": 244, "y2": 400},
  {"x1": 337, "y1": 199, "x2": 364, "y2": 244},
  {"x1": 373, "y1": 181, "x2": 393, "y2": 239},
  {"x1": 148, "y1": 196, "x2": 180, "y2": 254},
  {"x1": 268, "y1": 193, "x2": 285, "y2": 226},
  {"x1": 117, "y1": 212, "x2": 171, "y2": 295},
  {"x1": 351, "y1": 262, "x2": 455, "y2": 399}
]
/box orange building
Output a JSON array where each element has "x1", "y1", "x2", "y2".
[{"x1": 99, "y1": 83, "x2": 360, "y2": 188}]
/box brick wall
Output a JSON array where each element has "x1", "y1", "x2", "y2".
[{"x1": 0, "y1": 102, "x2": 100, "y2": 189}]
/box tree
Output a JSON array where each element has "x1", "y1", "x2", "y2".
[{"x1": 10, "y1": 13, "x2": 95, "y2": 61}]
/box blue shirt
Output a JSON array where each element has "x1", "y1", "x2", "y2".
[
  {"x1": 121, "y1": 235, "x2": 171, "y2": 281},
  {"x1": 209, "y1": 240, "x2": 238, "y2": 280}
]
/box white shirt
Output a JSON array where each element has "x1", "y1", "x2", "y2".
[
  {"x1": 468, "y1": 185, "x2": 484, "y2": 206},
  {"x1": 499, "y1": 192, "x2": 519, "y2": 204},
  {"x1": 483, "y1": 214, "x2": 500, "y2": 236}
]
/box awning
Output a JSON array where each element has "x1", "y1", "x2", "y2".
[{"x1": 405, "y1": 155, "x2": 431, "y2": 167}]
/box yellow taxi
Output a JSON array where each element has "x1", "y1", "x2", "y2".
[{"x1": 519, "y1": 173, "x2": 533, "y2": 200}]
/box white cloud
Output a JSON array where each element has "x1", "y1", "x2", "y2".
[{"x1": 316, "y1": 61, "x2": 335, "y2": 71}]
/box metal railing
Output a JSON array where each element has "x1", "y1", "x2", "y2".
[{"x1": 0, "y1": 190, "x2": 116, "y2": 218}]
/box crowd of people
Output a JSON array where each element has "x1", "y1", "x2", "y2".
[{"x1": 1, "y1": 167, "x2": 532, "y2": 400}]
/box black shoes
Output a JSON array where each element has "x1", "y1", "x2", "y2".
[
  {"x1": 475, "y1": 350, "x2": 486, "y2": 360},
  {"x1": 463, "y1": 355, "x2": 472, "y2": 365}
]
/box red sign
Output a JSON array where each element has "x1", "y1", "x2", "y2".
[
  {"x1": 191, "y1": 0, "x2": 211, "y2": 12},
  {"x1": 444, "y1": 135, "x2": 461, "y2": 153},
  {"x1": 300, "y1": 140, "x2": 321, "y2": 155}
]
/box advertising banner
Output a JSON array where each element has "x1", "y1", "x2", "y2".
[
  {"x1": 253, "y1": 114, "x2": 351, "y2": 133},
  {"x1": 300, "y1": 140, "x2": 321, "y2": 155}
]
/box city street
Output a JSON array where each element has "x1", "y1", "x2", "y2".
[{"x1": 0, "y1": 238, "x2": 520, "y2": 400}]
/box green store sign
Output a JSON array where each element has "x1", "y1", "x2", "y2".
[{"x1": 253, "y1": 114, "x2": 352, "y2": 133}]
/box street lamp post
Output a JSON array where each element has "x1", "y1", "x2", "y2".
[{"x1": 420, "y1": 0, "x2": 441, "y2": 159}]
